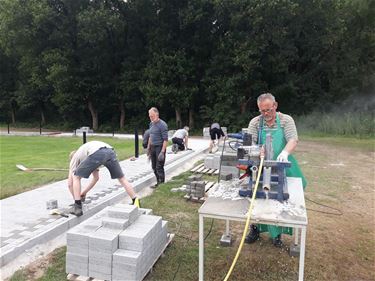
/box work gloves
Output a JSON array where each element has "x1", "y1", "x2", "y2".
[
  {"x1": 158, "y1": 151, "x2": 165, "y2": 162},
  {"x1": 276, "y1": 150, "x2": 289, "y2": 162}
]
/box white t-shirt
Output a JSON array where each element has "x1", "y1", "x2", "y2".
[
  {"x1": 172, "y1": 129, "x2": 188, "y2": 139},
  {"x1": 69, "y1": 141, "x2": 112, "y2": 171}
]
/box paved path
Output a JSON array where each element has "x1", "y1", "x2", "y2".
[{"x1": 0, "y1": 137, "x2": 209, "y2": 276}]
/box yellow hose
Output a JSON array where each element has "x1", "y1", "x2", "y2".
[{"x1": 223, "y1": 155, "x2": 264, "y2": 281}]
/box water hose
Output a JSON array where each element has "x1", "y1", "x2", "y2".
[{"x1": 223, "y1": 155, "x2": 264, "y2": 281}]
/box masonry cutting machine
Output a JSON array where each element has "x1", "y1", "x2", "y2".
[{"x1": 228, "y1": 130, "x2": 291, "y2": 202}]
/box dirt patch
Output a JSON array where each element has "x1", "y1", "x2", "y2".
[{"x1": 5, "y1": 250, "x2": 56, "y2": 281}]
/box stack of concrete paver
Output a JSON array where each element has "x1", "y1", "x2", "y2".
[
  {"x1": 186, "y1": 181, "x2": 206, "y2": 198},
  {"x1": 66, "y1": 204, "x2": 169, "y2": 281},
  {"x1": 185, "y1": 175, "x2": 205, "y2": 199}
]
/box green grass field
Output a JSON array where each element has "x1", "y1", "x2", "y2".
[{"x1": 0, "y1": 136, "x2": 139, "y2": 199}]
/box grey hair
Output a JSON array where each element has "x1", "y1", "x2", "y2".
[
  {"x1": 257, "y1": 93, "x2": 276, "y2": 104},
  {"x1": 149, "y1": 107, "x2": 159, "y2": 115},
  {"x1": 184, "y1": 126, "x2": 189, "y2": 131}
]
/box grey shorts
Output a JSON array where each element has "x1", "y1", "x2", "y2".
[{"x1": 74, "y1": 147, "x2": 124, "y2": 179}]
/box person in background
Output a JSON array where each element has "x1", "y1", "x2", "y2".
[
  {"x1": 147, "y1": 107, "x2": 168, "y2": 188},
  {"x1": 209, "y1": 122, "x2": 226, "y2": 153},
  {"x1": 245, "y1": 92, "x2": 307, "y2": 247},
  {"x1": 68, "y1": 140, "x2": 140, "y2": 216},
  {"x1": 171, "y1": 126, "x2": 190, "y2": 153}
]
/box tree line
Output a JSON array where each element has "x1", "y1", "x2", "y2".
[{"x1": 0, "y1": 0, "x2": 373, "y2": 132}]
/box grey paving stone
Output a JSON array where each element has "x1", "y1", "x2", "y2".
[
  {"x1": 89, "y1": 228, "x2": 120, "y2": 253},
  {"x1": 113, "y1": 249, "x2": 141, "y2": 266},
  {"x1": 138, "y1": 208, "x2": 153, "y2": 215},
  {"x1": 108, "y1": 204, "x2": 139, "y2": 223},
  {"x1": 119, "y1": 224, "x2": 152, "y2": 251},
  {"x1": 102, "y1": 217, "x2": 129, "y2": 230}
]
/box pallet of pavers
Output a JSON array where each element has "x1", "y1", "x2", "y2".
[{"x1": 66, "y1": 205, "x2": 173, "y2": 281}]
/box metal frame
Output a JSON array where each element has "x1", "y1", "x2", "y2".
[{"x1": 198, "y1": 177, "x2": 307, "y2": 281}]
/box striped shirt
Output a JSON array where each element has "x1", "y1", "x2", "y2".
[
  {"x1": 149, "y1": 119, "x2": 168, "y2": 146},
  {"x1": 248, "y1": 112, "x2": 298, "y2": 144}
]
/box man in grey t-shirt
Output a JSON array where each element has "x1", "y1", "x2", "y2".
[
  {"x1": 147, "y1": 107, "x2": 168, "y2": 188},
  {"x1": 68, "y1": 141, "x2": 140, "y2": 216}
]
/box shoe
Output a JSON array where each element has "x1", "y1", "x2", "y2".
[
  {"x1": 245, "y1": 224, "x2": 260, "y2": 244},
  {"x1": 272, "y1": 234, "x2": 283, "y2": 248},
  {"x1": 70, "y1": 203, "x2": 83, "y2": 217},
  {"x1": 132, "y1": 198, "x2": 141, "y2": 208},
  {"x1": 172, "y1": 144, "x2": 179, "y2": 153}
]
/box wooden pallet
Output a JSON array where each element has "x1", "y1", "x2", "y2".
[
  {"x1": 190, "y1": 164, "x2": 219, "y2": 175},
  {"x1": 67, "y1": 234, "x2": 175, "y2": 281},
  {"x1": 184, "y1": 194, "x2": 206, "y2": 203}
]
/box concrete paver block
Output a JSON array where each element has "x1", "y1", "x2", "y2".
[
  {"x1": 89, "y1": 228, "x2": 120, "y2": 253},
  {"x1": 113, "y1": 249, "x2": 141, "y2": 265},
  {"x1": 102, "y1": 217, "x2": 129, "y2": 230},
  {"x1": 108, "y1": 204, "x2": 139, "y2": 223}
]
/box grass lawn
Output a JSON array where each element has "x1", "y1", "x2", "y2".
[
  {"x1": 0, "y1": 136, "x2": 139, "y2": 199},
  {"x1": 7, "y1": 136, "x2": 375, "y2": 281}
]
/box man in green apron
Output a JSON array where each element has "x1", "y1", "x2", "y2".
[{"x1": 245, "y1": 93, "x2": 307, "y2": 247}]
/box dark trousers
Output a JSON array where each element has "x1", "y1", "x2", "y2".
[
  {"x1": 172, "y1": 137, "x2": 185, "y2": 151},
  {"x1": 150, "y1": 145, "x2": 165, "y2": 183}
]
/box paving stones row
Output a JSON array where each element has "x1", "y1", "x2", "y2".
[{"x1": 66, "y1": 204, "x2": 168, "y2": 281}]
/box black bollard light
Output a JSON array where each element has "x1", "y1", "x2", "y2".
[
  {"x1": 83, "y1": 131, "x2": 87, "y2": 144},
  {"x1": 40, "y1": 121, "x2": 42, "y2": 135},
  {"x1": 7, "y1": 122, "x2": 10, "y2": 134},
  {"x1": 134, "y1": 128, "x2": 139, "y2": 158}
]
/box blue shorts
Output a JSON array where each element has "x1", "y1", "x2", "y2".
[{"x1": 74, "y1": 148, "x2": 124, "y2": 179}]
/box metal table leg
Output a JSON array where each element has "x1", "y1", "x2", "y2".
[
  {"x1": 294, "y1": 227, "x2": 299, "y2": 245},
  {"x1": 199, "y1": 214, "x2": 204, "y2": 281},
  {"x1": 298, "y1": 227, "x2": 306, "y2": 281}
]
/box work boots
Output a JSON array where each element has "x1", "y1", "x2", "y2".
[
  {"x1": 172, "y1": 144, "x2": 179, "y2": 153},
  {"x1": 70, "y1": 203, "x2": 83, "y2": 217},
  {"x1": 272, "y1": 234, "x2": 283, "y2": 248},
  {"x1": 245, "y1": 224, "x2": 260, "y2": 244}
]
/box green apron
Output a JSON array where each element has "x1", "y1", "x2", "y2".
[{"x1": 257, "y1": 114, "x2": 307, "y2": 238}]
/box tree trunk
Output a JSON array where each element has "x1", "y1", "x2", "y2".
[
  {"x1": 11, "y1": 108, "x2": 16, "y2": 124},
  {"x1": 87, "y1": 99, "x2": 98, "y2": 130},
  {"x1": 11, "y1": 101, "x2": 16, "y2": 124},
  {"x1": 175, "y1": 108, "x2": 182, "y2": 128},
  {"x1": 119, "y1": 98, "x2": 125, "y2": 130},
  {"x1": 40, "y1": 109, "x2": 46, "y2": 125},
  {"x1": 189, "y1": 108, "x2": 194, "y2": 129},
  {"x1": 240, "y1": 96, "x2": 252, "y2": 114}
]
